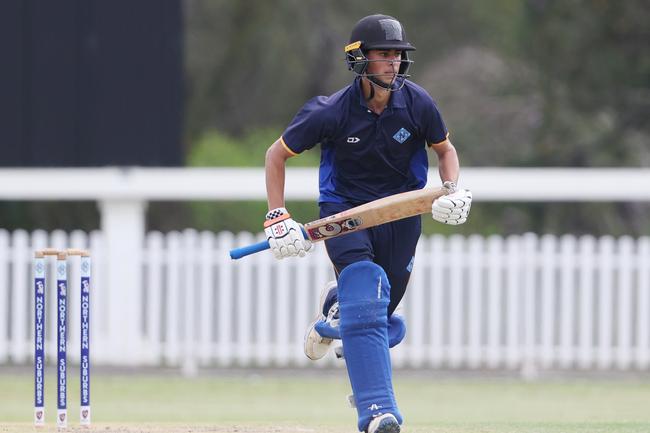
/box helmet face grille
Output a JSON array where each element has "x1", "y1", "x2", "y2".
[
  {"x1": 345, "y1": 50, "x2": 413, "y2": 92},
  {"x1": 344, "y1": 15, "x2": 415, "y2": 90}
]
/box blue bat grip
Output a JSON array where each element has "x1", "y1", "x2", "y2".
[
  {"x1": 229, "y1": 240, "x2": 270, "y2": 260},
  {"x1": 229, "y1": 227, "x2": 309, "y2": 260}
]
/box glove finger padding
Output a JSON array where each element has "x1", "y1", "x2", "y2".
[
  {"x1": 268, "y1": 238, "x2": 282, "y2": 259},
  {"x1": 445, "y1": 217, "x2": 467, "y2": 225},
  {"x1": 432, "y1": 210, "x2": 463, "y2": 221},
  {"x1": 432, "y1": 188, "x2": 472, "y2": 225},
  {"x1": 437, "y1": 197, "x2": 472, "y2": 209}
]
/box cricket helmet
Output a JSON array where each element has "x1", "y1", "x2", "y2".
[{"x1": 345, "y1": 14, "x2": 415, "y2": 90}]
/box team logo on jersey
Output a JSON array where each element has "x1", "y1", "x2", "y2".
[
  {"x1": 393, "y1": 128, "x2": 411, "y2": 143},
  {"x1": 347, "y1": 137, "x2": 360, "y2": 143}
]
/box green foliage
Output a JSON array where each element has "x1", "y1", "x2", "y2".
[
  {"x1": 184, "y1": 128, "x2": 320, "y2": 231},
  {"x1": 186, "y1": 200, "x2": 318, "y2": 233},
  {"x1": 520, "y1": 0, "x2": 650, "y2": 165},
  {"x1": 177, "y1": 0, "x2": 650, "y2": 236},
  {"x1": 187, "y1": 128, "x2": 320, "y2": 167},
  {"x1": 187, "y1": 128, "x2": 274, "y2": 167},
  {"x1": 0, "y1": 202, "x2": 99, "y2": 231}
]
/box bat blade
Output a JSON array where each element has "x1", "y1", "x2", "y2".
[
  {"x1": 229, "y1": 187, "x2": 446, "y2": 259},
  {"x1": 303, "y1": 187, "x2": 446, "y2": 241}
]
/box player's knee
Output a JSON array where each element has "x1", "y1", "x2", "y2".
[
  {"x1": 338, "y1": 261, "x2": 391, "y2": 332},
  {"x1": 388, "y1": 314, "x2": 406, "y2": 348}
]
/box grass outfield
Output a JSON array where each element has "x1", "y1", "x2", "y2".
[{"x1": 1, "y1": 370, "x2": 650, "y2": 432}]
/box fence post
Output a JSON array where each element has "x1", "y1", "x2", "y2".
[
  {"x1": 540, "y1": 235, "x2": 557, "y2": 369},
  {"x1": 559, "y1": 235, "x2": 576, "y2": 368},
  {"x1": 487, "y1": 235, "x2": 503, "y2": 368},
  {"x1": 505, "y1": 235, "x2": 521, "y2": 370},
  {"x1": 637, "y1": 237, "x2": 650, "y2": 369},
  {"x1": 198, "y1": 231, "x2": 215, "y2": 366},
  {"x1": 11, "y1": 230, "x2": 29, "y2": 363},
  {"x1": 181, "y1": 230, "x2": 199, "y2": 377},
  {"x1": 616, "y1": 236, "x2": 634, "y2": 369},
  {"x1": 235, "y1": 232, "x2": 255, "y2": 367},
  {"x1": 98, "y1": 199, "x2": 146, "y2": 365},
  {"x1": 165, "y1": 232, "x2": 181, "y2": 366},
  {"x1": 521, "y1": 233, "x2": 538, "y2": 380},
  {"x1": 216, "y1": 232, "x2": 234, "y2": 366},
  {"x1": 145, "y1": 232, "x2": 164, "y2": 365},
  {"x1": 428, "y1": 235, "x2": 445, "y2": 367},
  {"x1": 467, "y1": 235, "x2": 484, "y2": 369},
  {"x1": 597, "y1": 236, "x2": 615, "y2": 369},
  {"x1": 0, "y1": 230, "x2": 8, "y2": 363},
  {"x1": 578, "y1": 236, "x2": 596, "y2": 369}
]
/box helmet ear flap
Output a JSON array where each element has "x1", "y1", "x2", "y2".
[
  {"x1": 398, "y1": 50, "x2": 410, "y2": 75},
  {"x1": 346, "y1": 48, "x2": 368, "y2": 74},
  {"x1": 345, "y1": 41, "x2": 368, "y2": 75}
]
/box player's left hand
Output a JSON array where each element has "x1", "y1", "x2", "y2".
[
  {"x1": 264, "y1": 207, "x2": 313, "y2": 259},
  {"x1": 431, "y1": 181, "x2": 472, "y2": 225}
]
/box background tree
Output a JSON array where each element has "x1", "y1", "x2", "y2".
[
  {"x1": 181, "y1": 0, "x2": 648, "y2": 235},
  {"x1": 3, "y1": 0, "x2": 647, "y2": 235}
]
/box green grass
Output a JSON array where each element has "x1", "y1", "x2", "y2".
[{"x1": 2, "y1": 370, "x2": 650, "y2": 432}]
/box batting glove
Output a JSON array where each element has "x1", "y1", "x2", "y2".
[
  {"x1": 431, "y1": 181, "x2": 472, "y2": 225},
  {"x1": 264, "y1": 207, "x2": 312, "y2": 259}
]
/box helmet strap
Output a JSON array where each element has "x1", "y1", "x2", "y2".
[
  {"x1": 367, "y1": 75, "x2": 394, "y2": 90},
  {"x1": 363, "y1": 74, "x2": 399, "y2": 101},
  {"x1": 365, "y1": 82, "x2": 375, "y2": 101}
]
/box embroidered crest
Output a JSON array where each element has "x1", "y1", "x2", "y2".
[{"x1": 393, "y1": 127, "x2": 411, "y2": 143}]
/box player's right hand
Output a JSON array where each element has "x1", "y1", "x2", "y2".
[
  {"x1": 431, "y1": 181, "x2": 472, "y2": 225},
  {"x1": 264, "y1": 207, "x2": 312, "y2": 260}
]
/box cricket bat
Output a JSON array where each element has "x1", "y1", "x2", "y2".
[{"x1": 229, "y1": 187, "x2": 447, "y2": 259}]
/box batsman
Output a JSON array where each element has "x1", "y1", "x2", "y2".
[{"x1": 264, "y1": 14, "x2": 472, "y2": 433}]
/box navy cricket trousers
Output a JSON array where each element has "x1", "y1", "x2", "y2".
[{"x1": 319, "y1": 201, "x2": 422, "y2": 316}]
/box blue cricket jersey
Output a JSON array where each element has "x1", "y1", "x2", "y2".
[{"x1": 281, "y1": 77, "x2": 448, "y2": 204}]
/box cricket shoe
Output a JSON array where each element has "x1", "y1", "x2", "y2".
[
  {"x1": 304, "y1": 280, "x2": 339, "y2": 360},
  {"x1": 366, "y1": 413, "x2": 400, "y2": 433}
]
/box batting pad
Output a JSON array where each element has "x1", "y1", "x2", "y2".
[{"x1": 338, "y1": 261, "x2": 402, "y2": 431}]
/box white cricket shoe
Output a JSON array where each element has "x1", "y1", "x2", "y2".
[
  {"x1": 367, "y1": 413, "x2": 400, "y2": 433},
  {"x1": 303, "y1": 280, "x2": 338, "y2": 360}
]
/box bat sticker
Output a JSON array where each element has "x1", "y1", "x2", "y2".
[{"x1": 308, "y1": 217, "x2": 363, "y2": 240}]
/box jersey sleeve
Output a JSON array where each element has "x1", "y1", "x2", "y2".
[
  {"x1": 280, "y1": 96, "x2": 336, "y2": 155},
  {"x1": 421, "y1": 96, "x2": 449, "y2": 147}
]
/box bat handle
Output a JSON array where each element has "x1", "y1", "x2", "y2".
[
  {"x1": 229, "y1": 227, "x2": 309, "y2": 260},
  {"x1": 229, "y1": 240, "x2": 270, "y2": 260}
]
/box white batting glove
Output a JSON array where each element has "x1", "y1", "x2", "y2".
[
  {"x1": 431, "y1": 181, "x2": 472, "y2": 225},
  {"x1": 264, "y1": 207, "x2": 312, "y2": 260}
]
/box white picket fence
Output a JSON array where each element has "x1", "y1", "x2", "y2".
[{"x1": 0, "y1": 229, "x2": 649, "y2": 375}]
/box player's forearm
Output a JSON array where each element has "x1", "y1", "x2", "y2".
[
  {"x1": 436, "y1": 142, "x2": 460, "y2": 183},
  {"x1": 265, "y1": 143, "x2": 288, "y2": 210}
]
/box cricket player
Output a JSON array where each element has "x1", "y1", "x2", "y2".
[{"x1": 263, "y1": 14, "x2": 472, "y2": 433}]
